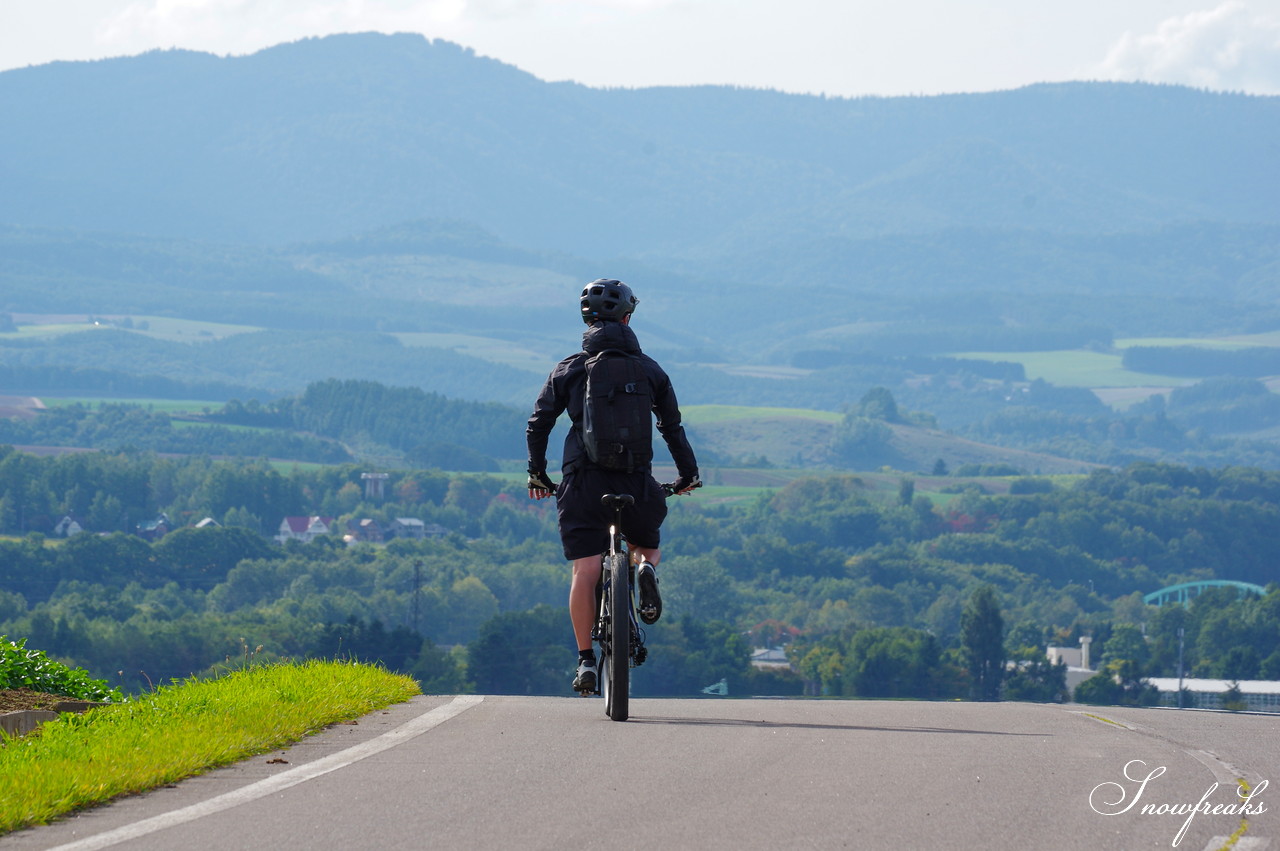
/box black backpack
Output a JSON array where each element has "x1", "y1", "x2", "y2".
[{"x1": 580, "y1": 349, "x2": 653, "y2": 472}]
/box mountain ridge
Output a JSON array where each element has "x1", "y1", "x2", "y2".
[{"x1": 1, "y1": 32, "x2": 1274, "y2": 262}]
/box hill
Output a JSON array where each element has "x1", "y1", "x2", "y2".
[
  {"x1": 1, "y1": 34, "x2": 1277, "y2": 471},
  {"x1": 0, "y1": 34, "x2": 1275, "y2": 264}
]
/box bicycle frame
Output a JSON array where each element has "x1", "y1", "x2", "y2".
[
  {"x1": 595, "y1": 493, "x2": 644, "y2": 721},
  {"x1": 590, "y1": 483, "x2": 688, "y2": 721}
]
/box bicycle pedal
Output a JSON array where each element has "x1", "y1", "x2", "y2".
[{"x1": 633, "y1": 646, "x2": 647, "y2": 666}]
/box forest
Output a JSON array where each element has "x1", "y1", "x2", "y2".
[{"x1": 1, "y1": 444, "x2": 1277, "y2": 702}]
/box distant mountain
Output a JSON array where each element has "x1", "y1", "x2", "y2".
[
  {"x1": 1, "y1": 33, "x2": 1275, "y2": 265},
  {"x1": 2, "y1": 32, "x2": 1279, "y2": 473}
]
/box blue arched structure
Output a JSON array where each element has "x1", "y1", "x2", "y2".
[{"x1": 1143, "y1": 580, "x2": 1268, "y2": 607}]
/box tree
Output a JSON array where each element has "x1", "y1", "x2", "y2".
[
  {"x1": 636, "y1": 616, "x2": 750, "y2": 696},
  {"x1": 961, "y1": 585, "x2": 1005, "y2": 701},
  {"x1": 829, "y1": 416, "x2": 896, "y2": 471},
  {"x1": 845, "y1": 626, "x2": 947, "y2": 698},
  {"x1": 1101, "y1": 623, "x2": 1150, "y2": 671},
  {"x1": 856, "y1": 387, "x2": 901, "y2": 422},
  {"x1": 1002, "y1": 650, "x2": 1069, "y2": 703},
  {"x1": 154, "y1": 525, "x2": 279, "y2": 585},
  {"x1": 466, "y1": 605, "x2": 570, "y2": 695}
]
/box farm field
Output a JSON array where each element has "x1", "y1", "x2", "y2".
[
  {"x1": 4, "y1": 315, "x2": 262, "y2": 342},
  {"x1": 955, "y1": 348, "x2": 1192, "y2": 389},
  {"x1": 959, "y1": 330, "x2": 1280, "y2": 393},
  {"x1": 391, "y1": 332, "x2": 551, "y2": 373},
  {"x1": 37, "y1": 397, "x2": 224, "y2": 414},
  {"x1": 1115, "y1": 330, "x2": 1280, "y2": 349},
  {"x1": 681, "y1": 404, "x2": 841, "y2": 426}
]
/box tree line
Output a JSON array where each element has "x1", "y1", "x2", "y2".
[{"x1": 1, "y1": 445, "x2": 1278, "y2": 701}]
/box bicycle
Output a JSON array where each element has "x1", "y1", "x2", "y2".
[{"x1": 588, "y1": 483, "x2": 695, "y2": 721}]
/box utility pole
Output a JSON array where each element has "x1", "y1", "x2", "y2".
[
  {"x1": 1177, "y1": 627, "x2": 1185, "y2": 709},
  {"x1": 413, "y1": 560, "x2": 422, "y2": 635}
]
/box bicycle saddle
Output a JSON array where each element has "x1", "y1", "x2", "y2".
[{"x1": 601, "y1": 493, "x2": 635, "y2": 509}]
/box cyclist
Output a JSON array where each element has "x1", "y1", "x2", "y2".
[{"x1": 526, "y1": 278, "x2": 700, "y2": 694}]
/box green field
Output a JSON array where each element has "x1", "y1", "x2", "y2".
[
  {"x1": 4, "y1": 316, "x2": 261, "y2": 342},
  {"x1": 392, "y1": 332, "x2": 552, "y2": 373},
  {"x1": 38, "y1": 397, "x2": 223, "y2": 414},
  {"x1": 959, "y1": 330, "x2": 1280, "y2": 393},
  {"x1": 1116, "y1": 331, "x2": 1280, "y2": 350},
  {"x1": 681, "y1": 404, "x2": 841, "y2": 426},
  {"x1": 169, "y1": 419, "x2": 271, "y2": 433},
  {"x1": 956, "y1": 349, "x2": 1194, "y2": 389}
]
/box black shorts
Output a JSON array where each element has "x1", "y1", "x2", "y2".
[{"x1": 555, "y1": 469, "x2": 668, "y2": 561}]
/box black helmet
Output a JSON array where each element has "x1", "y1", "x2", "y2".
[{"x1": 580, "y1": 279, "x2": 638, "y2": 324}]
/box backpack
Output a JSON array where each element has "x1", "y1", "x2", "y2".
[{"x1": 580, "y1": 349, "x2": 653, "y2": 472}]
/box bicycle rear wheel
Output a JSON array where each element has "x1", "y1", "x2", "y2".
[{"x1": 602, "y1": 552, "x2": 630, "y2": 721}]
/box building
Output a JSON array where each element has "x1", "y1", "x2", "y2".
[
  {"x1": 136, "y1": 513, "x2": 171, "y2": 541},
  {"x1": 390, "y1": 518, "x2": 448, "y2": 540},
  {"x1": 1147, "y1": 678, "x2": 1280, "y2": 713},
  {"x1": 345, "y1": 518, "x2": 386, "y2": 544},
  {"x1": 361, "y1": 472, "x2": 389, "y2": 501},
  {"x1": 53, "y1": 515, "x2": 84, "y2": 537},
  {"x1": 275, "y1": 516, "x2": 335, "y2": 544},
  {"x1": 1046, "y1": 636, "x2": 1095, "y2": 691},
  {"x1": 750, "y1": 647, "x2": 791, "y2": 670}
]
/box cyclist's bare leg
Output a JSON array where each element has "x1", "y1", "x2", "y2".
[
  {"x1": 631, "y1": 546, "x2": 660, "y2": 567},
  {"x1": 570, "y1": 555, "x2": 603, "y2": 651}
]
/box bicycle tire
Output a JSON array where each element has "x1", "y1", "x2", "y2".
[{"x1": 603, "y1": 552, "x2": 630, "y2": 721}]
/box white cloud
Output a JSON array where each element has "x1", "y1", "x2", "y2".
[{"x1": 1095, "y1": 1, "x2": 1280, "y2": 93}]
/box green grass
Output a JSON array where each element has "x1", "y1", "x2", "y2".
[
  {"x1": 956, "y1": 349, "x2": 1194, "y2": 389},
  {"x1": 169, "y1": 419, "x2": 272, "y2": 433},
  {"x1": 38, "y1": 397, "x2": 224, "y2": 414},
  {"x1": 0, "y1": 661, "x2": 420, "y2": 834},
  {"x1": 392, "y1": 332, "x2": 552, "y2": 373},
  {"x1": 1115, "y1": 331, "x2": 1280, "y2": 350},
  {"x1": 124, "y1": 317, "x2": 263, "y2": 342},
  {"x1": 682, "y1": 404, "x2": 841, "y2": 426},
  {"x1": 2, "y1": 323, "x2": 94, "y2": 340},
  {"x1": 958, "y1": 330, "x2": 1280, "y2": 391},
  {"x1": 2, "y1": 317, "x2": 261, "y2": 342}
]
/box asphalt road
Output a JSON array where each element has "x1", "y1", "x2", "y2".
[{"x1": 2, "y1": 696, "x2": 1275, "y2": 851}]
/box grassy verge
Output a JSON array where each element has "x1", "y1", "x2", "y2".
[{"x1": 0, "y1": 660, "x2": 420, "y2": 834}]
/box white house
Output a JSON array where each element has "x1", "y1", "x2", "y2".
[{"x1": 276, "y1": 516, "x2": 334, "y2": 544}]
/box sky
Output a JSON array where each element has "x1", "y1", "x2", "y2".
[{"x1": 2, "y1": 0, "x2": 1279, "y2": 97}]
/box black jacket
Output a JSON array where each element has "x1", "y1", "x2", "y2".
[{"x1": 526, "y1": 321, "x2": 698, "y2": 478}]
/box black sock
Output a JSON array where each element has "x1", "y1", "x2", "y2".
[{"x1": 579, "y1": 649, "x2": 596, "y2": 664}]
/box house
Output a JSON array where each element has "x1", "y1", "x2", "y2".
[
  {"x1": 276, "y1": 516, "x2": 335, "y2": 544},
  {"x1": 750, "y1": 647, "x2": 791, "y2": 670},
  {"x1": 136, "y1": 513, "x2": 171, "y2": 541},
  {"x1": 194, "y1": 517, "x2": 220, "y2": 528},
  {"x1": 345, "y1": 518, "x2": 386, "y2": 544},
  {"x1": 53, "y1": 515, "x2": 84, "y2": 537},
  {"x1": 391, "y1": 518, "x2": 427, "y2": 540}
]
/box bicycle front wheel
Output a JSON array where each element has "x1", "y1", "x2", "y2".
[{"x1": 603, "y1": 552, "x2": 630, "y2": 721}]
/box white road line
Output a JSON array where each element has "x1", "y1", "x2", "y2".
[{"x1": 49, "y1": 695, "x2": 484, "y2": 851}]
